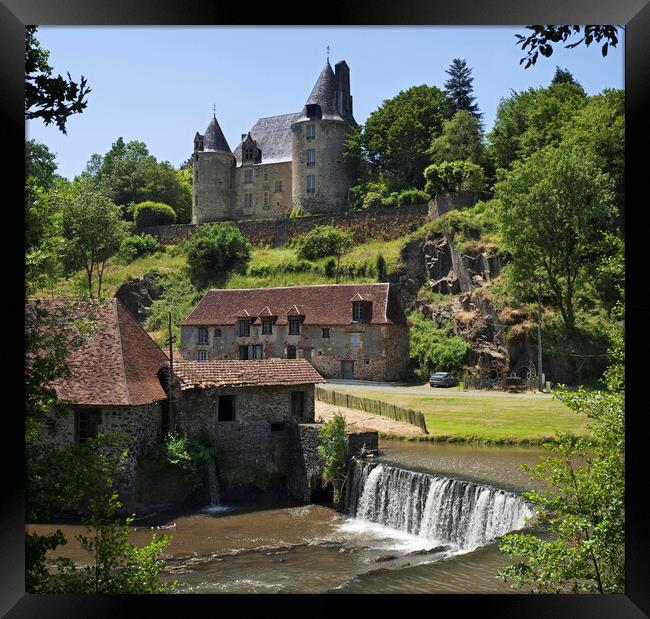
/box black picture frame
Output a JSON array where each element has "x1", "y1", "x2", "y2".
[{"x1": 3, "y1": 0, "x2": 648, "y2": 616}]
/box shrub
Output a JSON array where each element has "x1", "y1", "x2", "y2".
[
  {"x1": 324, "y1": 257, "x2": 337, "y2": 278},
  {"x1": 408, "y1": 310, "x2": 469, "y2": 379},
  {"x1": 184, "y1": 222, "x2": 250, "y2": 283},
  {"x1": 117, "y1": 233, "x2": 161, "y2": 263},
  {"x1": 133, "y1": 201, "x2": 177, "y2": 227},
  {"x1": 292, "y1": 225, "x2": 354, "y2": 261},
  {"x1": 397, "y1": 188, "x2": 430, "y2": 207},
  {"x1": 424, "y1": 160, "x2": 486, "y2": 195},
  {"x1": 362, "y1": 191, "x2": 384, "y2": 210},
  {"x1": 317, "y1": 412, "x2": 349, "y2": 506},
  {"x1": 381, "y1": 192, "x2": 399, "y2": 208}
]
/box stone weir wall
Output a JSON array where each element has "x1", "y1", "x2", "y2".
[
  {"x1": 137, "y1": 203, "x2": 428, "y2": 247},
  {"x1": 286, "y1": 424, "x2": 378, "y2": 504}
]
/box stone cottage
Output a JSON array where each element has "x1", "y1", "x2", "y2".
[
  {"x1": 167, "y1": 358, "x2": 324, "y2": 495},
  {"x1": 178, "y1": 283, "x2": 410, "y2": 382},
  {"x1": 191, "y1": 57, "x2": 356, "y2": 223},
  {"x1": 30, "y1": 297, "x2": 169, "y2": 482}
]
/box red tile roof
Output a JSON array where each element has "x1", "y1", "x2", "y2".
[
  {"x1": 170, "y1": 359, "x2": 324, "y2": 390},
  {"x1": 180, "y1": 283, "x2": 407, "y2": 327},
  {"x1": 30, "y1": 298, "x2": 168, "y2": 407}
]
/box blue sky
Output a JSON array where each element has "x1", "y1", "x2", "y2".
[{"x1": 26, "y1": 26, "x2": 625, "y2": 180}]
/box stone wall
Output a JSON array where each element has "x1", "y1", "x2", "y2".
[
  {"x1": 427, "y1": 191, "x2": 487, "y2": 220},
  {"x1": 137, "y1": 202, "x2": 428, "y2": 247},
  {"x1": 232, "y1": 161, "x2": 292, "y2": 221}
]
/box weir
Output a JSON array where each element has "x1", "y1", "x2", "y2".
[
  {"x1": 206, "y1": 459, "x2": 221, "y2": 507},
  {"x1": 343, "y1": 459, "x2": 534, "y2": 552}
]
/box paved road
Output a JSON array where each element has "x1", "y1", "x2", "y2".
[{"x1": 321, "y1": 379, "x2": 553, "y2": 399}]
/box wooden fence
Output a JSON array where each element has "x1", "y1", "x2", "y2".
[{"x1": 316, "y1": 387, "x2": 429, "y2": 435}]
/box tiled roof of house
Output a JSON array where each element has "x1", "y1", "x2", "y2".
[
  {"x1": 179, "y1": 283, "x2": 408, "y2": 327},
  {"x1": 233, "y1": 112, "x2": 301, "y2": 165},
  {"x1": 29, "y1": 297, "x2": 168, "y2": 407},
  {"x1": 170, "y1": 359, "x2": 324, "y2": 390}
]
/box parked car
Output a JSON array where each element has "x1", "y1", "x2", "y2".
[{"x1": 429, "y1": 372, "x2": 459, "y2": 388}]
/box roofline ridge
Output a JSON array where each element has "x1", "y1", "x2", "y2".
[
  {"x1": 205, "y1": 283, "x2": 388, "y2": 293},
  {"x1": 112, "y1": 297, "x2": 133, "y2": 406}
]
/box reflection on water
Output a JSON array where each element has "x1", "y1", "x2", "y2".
[{"x1": 28, "y1": 439, "x2": 548, "y2": 593}]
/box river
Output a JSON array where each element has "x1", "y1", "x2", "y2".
[{"x1": 27, "y1": 439, "x2": 552, "y2": 594}]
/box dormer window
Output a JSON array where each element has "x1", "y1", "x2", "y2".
[
  {"x1": 244, "y1": 147, "x2": 255, "y2": 161},
  {"x1": 288, "y1": 318, "x2": 301, "y2": 335},
  {"x1": 305, "y1": 105, "x2": 322, "y2": 120},
  {"x1": 262, "y1": 318, "x2": 273, "y2": 335},
  {"x1": 352, "y1": 301, "x2": 371, "y2": 323}
]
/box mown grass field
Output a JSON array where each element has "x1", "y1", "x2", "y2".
[{"x1": 327, "y1": 387, "x2": 590, "y2": 445}]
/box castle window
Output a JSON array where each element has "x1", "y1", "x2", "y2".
[
  {"x1": 351, "y1": 333, "x2": 362, "y2": 348},
  {"x1": 306, "y1": 175, "x2": 315, "y2": 193},
  {"x1": 322, "y1": 328, "x2": 330, "y2": 339},
  {"x1": 244, "y1": 193, "x2": 253, "y2": 208},
  {"x1": 196, "y1": 350, "x2": 209, "y2": 361},
  {"x1": 275, "y1": 180, "x2": 283, "y2": 193},
  {"x1": 307, "y1": 149, "x2": 316, "y2": 167},
  {"x1": 264, "y1": 169, "x2": 269, "y2": 181},
  {"x1": 197, "y1": 327, "x2": 208, "y2": 344},
  {"x1": 218, "y1": 395, "x2": 234, "y2": 422},
  {"x1": 306, "y1": 124, "x2": 316, "y2": 139},
  {"x1": 244, "y1": 169, "x2": 253, "y2": 184},
  {"x1": 263, "y1": 192, "x2": 270, "y2": 209},
  {"x1": 244, "y1": 146, "x2": 255, "y2": 161},
  {"x1": 289, "y1": 318, "x2": 301, "y2": 335},
  {"x1": 238, "y1": 319, "x2": 250, "y2": 337},
  {"x1": 262, "y1": 318, "x2": 273, "y2": 335}
]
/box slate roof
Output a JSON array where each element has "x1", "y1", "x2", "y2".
[
  {"x1": 233, "y1": 112, "x2": 301, "y2": 165},
  {"x1": 30, "y1": 297, "x2": 168, "y2": 407},
  {"x1": 170, "y1": 359, "x2": 324, "y2": 390},
  {"x1": 203, "y1": 115, "x2": 231, "y2": 152},
  {"x1": 303, "y1": 61, "x2": 339, "y2": 119},
  {"x1": 179, "y1": 283, "x2": 408, "y2": 327}
]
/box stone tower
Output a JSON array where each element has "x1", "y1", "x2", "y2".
[
  {"x1": 192, "y1": 114, "x2": 235, "y2": 224},
  {"x1": 290, "y1": 59, "x2": 356, "y2": 214}
]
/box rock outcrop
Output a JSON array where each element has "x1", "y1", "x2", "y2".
[{"x1": 114, "y1": 272, "x2": 162, "y2": 325}]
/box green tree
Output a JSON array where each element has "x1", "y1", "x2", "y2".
[
  {"x1": 488, "y1": 82, "x2": 587, "y2": 171},
  {"x1": 85, "y1": 138, "x2": 191, "y2": 223},
  {"x1": 498, "y1": 311, "x2": 624, "y2": 593},
  {"x1": 184, "y1": 222, "x2": 251, "y2": 285},
  {"x1": 360, "y1": 84, "x2": 452, "y2": 188},
  {"x1": 317, "y1": 412, "x2": 349, "y2": 506},
  {"x1": 428, "y1": 110, "x2": 485, "y2": 165},
  {"x1": 495, "y1": 146, "x2": 616, "y2": 330},
  {"x1": 25, "y1": 26, "x2": 91, "y2": 133},
  {"x1": 292, "y1": 225, "x2": 354, "y2": 282},
  {"x1": 424, "y1": 160, "x2": 485, "y2": 195},
  {"x1": 516, "y1": 26, "x2": 620, "y2": 68},
  {"x1": 551, "y1": 66, "x2": 579, "y2": 86},
  {"x1": 59, "y1": 179, "x2": 127, "y2": 298},
  {"x1": 443, "y1": 58, "x2": 481, "y2": 119}
]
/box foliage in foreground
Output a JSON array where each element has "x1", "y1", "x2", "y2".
[
  {"x1": 317, "y1": 413, "x2": 349, "y2": 506},
  {"x1": 498, "y1": 319, "x2": 624, "y2": 593}
]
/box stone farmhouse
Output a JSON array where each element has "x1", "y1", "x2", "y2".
[
  {"x1": 178, "y1": 283, "x2": 410, "y2": 382},
  {"x1": 167, "y1": 358, "x2": 324, "y2": 495},
  {"x1": 30, "y1": 297, "x2": 169, "y2": 484},
  {"x1": 191, "y1": 57, "x2": 356, "y2": 223}
]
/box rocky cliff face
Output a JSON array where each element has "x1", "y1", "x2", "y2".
[
  {"x1": 388, "y1": 231, "x2": 510, "y2": 374},
  {"x1": 114, "y1": 272, "x2": 162, "y2": 325}
]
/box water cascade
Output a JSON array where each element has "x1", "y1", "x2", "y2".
[
  {"x1": 343, "y1": 459, "x2": 534, "y2": 552},
  {"x1": 206, "y1": 459, "x2": 221, "y2": 506}
]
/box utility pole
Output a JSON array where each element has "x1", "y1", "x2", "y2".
[
  {"x1": 165, "y1": 311, "x2": 177, "y2": 431},
  {"x1": 537, "y1": 286, "x2": 544, "y2": 392}
]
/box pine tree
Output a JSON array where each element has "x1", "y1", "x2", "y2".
[
  {"x1": 444, "y1": 58, "x2": 481, "y2": 119},
  {"x1": 551, "y1": 66, "x2": 579, "y2": 86}
]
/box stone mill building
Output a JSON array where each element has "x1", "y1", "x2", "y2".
[{"x1": 191, "y1": 58, "x2": 356, "y2": 223}]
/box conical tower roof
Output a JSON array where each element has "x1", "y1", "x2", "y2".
[
  {"x1": 203, "y1": 114, "x2": 231, "y2": 152},
  {"x1": 299, "y1": 60, "x2": 343, "y2": 120}
]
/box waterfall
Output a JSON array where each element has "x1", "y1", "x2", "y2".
[
  {"x1": 206, "y1": 459, "x2": 221, "y2": 506},
  {"x1": 344, "y1": 460, "x2": 534, "y2": 552}
]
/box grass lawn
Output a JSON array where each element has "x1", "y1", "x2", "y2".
[{"x1": 328, "y1": 387, "x2": 590, "y2": 445}]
